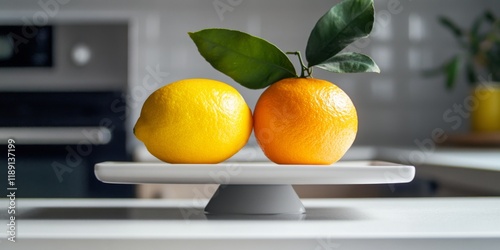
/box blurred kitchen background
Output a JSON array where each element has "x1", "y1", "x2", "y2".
[{"x1": 1, "y1": 0, "x2": 499, "y2": 199}]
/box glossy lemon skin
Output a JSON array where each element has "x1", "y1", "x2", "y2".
[
  {"x1": 471, "y1": 84, "x2": 500, "y2": 132},
  {"x1": 134, "y1": 78, "x2": 253, "y2": 163}
]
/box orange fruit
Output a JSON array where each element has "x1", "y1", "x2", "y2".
[
  {"x1": 134, "y1": 78, "x2": 253, "y2": 164},
  {"x1": 253, "y1": 78, "x2": 357, "y2": 164}
]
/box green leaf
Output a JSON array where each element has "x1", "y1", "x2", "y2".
[
  {"x1": 445, "y1": 56, "x2": 460, "y2": 90},
  {"x1": 470, "y1": 11, "x2": 497, "y2": 54},
  {"x1": 189, "y1": 28, "x2": 296, "y2": 89},
  {"x1": 471, "y1": 19, "x2": 481, "y2": 37},
  {"x1": 470, "y1": 16, "x2": 483, "y2": 54},
  {"x1": 305, "y1": 0, "x2": 375, "y2": 67},
  {"x1": 314, "y1": 52, "x2": 380, "y2": 73},
  {"x1": 484, "y1": 11, "x2": 495, "y2": 23},
  {"x1": 486, "y1": 45, "x2": 500, "y2": 81},
  {"x1": 466, "y1": 62, "x2": 477, "y2": 85},
  {"x1": 439, "y1": 17, "x2": 463, "y2": 38}
]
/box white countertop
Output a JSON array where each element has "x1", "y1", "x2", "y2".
[
  {"x1": 377, "y1": 147, "x2": 500, "y2": 171},
  {"x1": 2, "y1": 198, "x2": 500, "y2": 250}
]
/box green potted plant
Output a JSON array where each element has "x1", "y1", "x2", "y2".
[{"x1": 430, "y1": 11, "x2": 500, "y2": 132}]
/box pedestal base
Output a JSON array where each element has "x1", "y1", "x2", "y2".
[{"x1": 204, "y1": 185, "x2": 305, "y2": 215}]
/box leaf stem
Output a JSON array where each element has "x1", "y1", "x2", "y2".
[{"x1": 286, "y1": 51, "x2": 312, "y2": 78}]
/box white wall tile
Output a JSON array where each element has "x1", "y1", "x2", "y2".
[{"x1": 1, "y1": 0, "x2": 499, "y2": 147}]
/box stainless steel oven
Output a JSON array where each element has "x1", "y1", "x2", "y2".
[
  {"x1": 0, "y1": 22, "x2": 132, "y2": 197},
  {"x1": 0, "y1": 91, "x2": 134, "y2": 198},
  {"x1": 0, "y1": 25, "x2": 53, "y2": 67}
]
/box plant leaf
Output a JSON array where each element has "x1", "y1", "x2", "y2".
[
  {"x1": 470, "y1": 11, "x2": 497, "y2": 55},
  {"x1": 305, "y1": 0, "x2": 375, "y2": 67},
  {"x1": 445, "y1": 56, "x2": 460, "y2": 90},
  {"x1": 484, "y1": 11, "x2": 495, "y2": 23},
  {"x1": 189, "y1": 29, "x2": 296, "y2": 89},
  {"x1": 439, "y1": 16, "x2": 463, "y2": 38},
  {"x1": 470, "y1": 16, "x2": 484, "y2": 54},
  {"x1": 314, "y1": 52, "x2": 380, "y2": 73},
  {"x1": 466, "y1": 61, "x2": 477, "y2": 85},
  {"x1": 486, "y1": 44, "x2": 500, "y2": 82}
]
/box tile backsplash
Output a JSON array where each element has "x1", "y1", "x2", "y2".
[{"x1": 1, "y1": 0, "x2": 499, "y2": 147}]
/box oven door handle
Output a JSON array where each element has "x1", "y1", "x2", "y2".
[{"x1": 0, "y1": 127, "x2": 112, "y2": 145}]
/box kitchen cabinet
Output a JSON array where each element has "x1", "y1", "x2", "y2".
[{"x1": 378, "y1": 147, "x2": 500, "y2": 195}]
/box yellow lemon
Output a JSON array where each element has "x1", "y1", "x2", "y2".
[
  {"x1": 471, "y1": 85, "x2": 500, "y2": 132},
  {"x1": 134, "y1": 78, "x2": 253, "y2": 163}
]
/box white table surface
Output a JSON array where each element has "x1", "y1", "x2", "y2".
[
  {"x1": 1, "y1": 198, "x2": 499, "y2": 250},
  {"x1": 377, "y1": 147, "x2": 500, "y2": 171}
]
